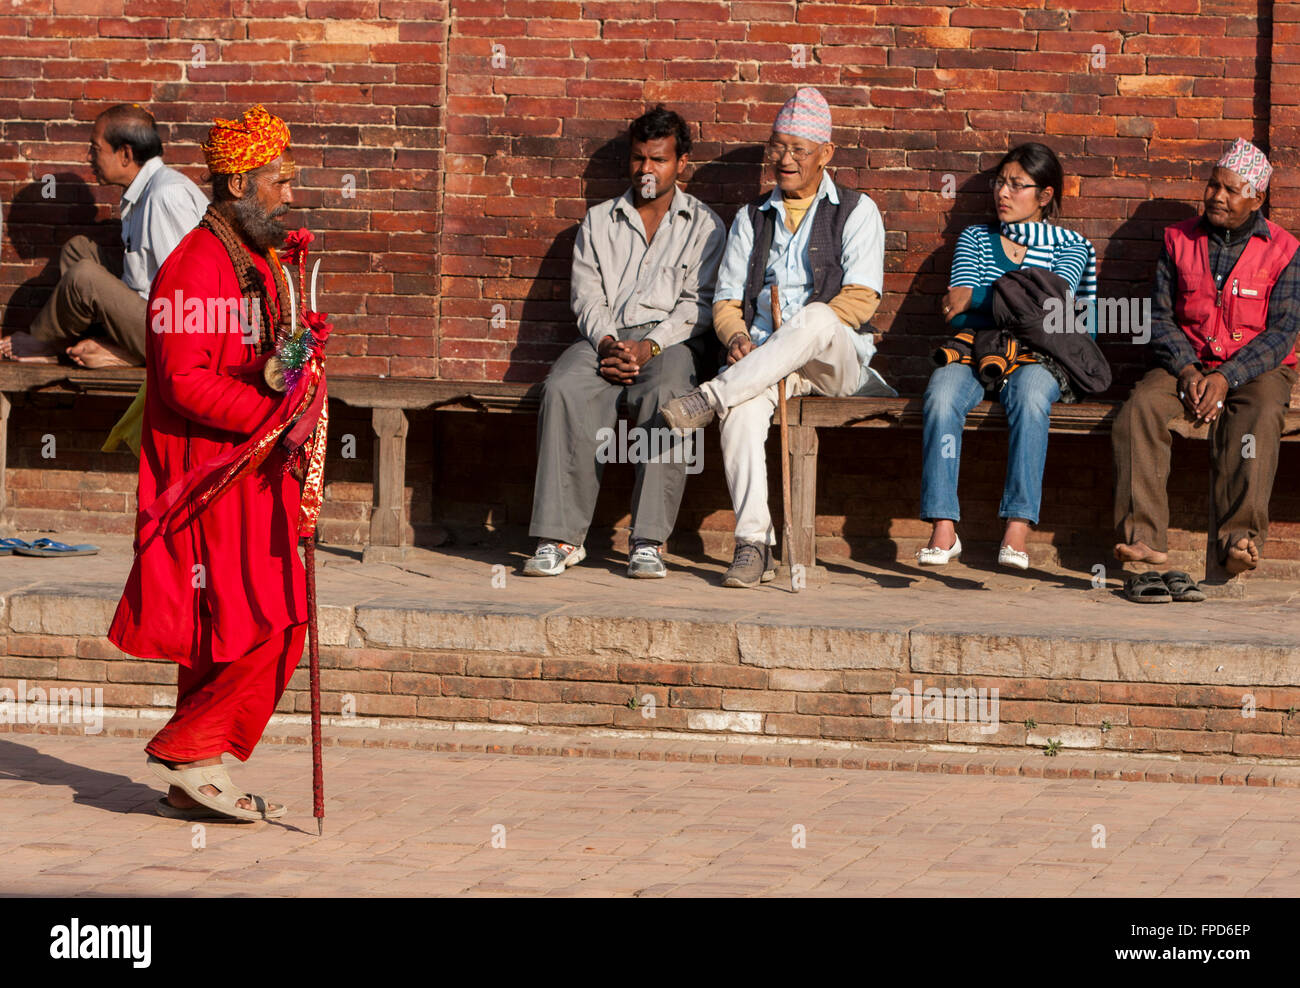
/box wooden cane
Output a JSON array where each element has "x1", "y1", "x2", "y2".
[
  {"x1": 304, "y1": 537, "x2": 324, "y2": 835},
  {"x1": 770, "y1": 285, "x2": 798, "y2": 593}
]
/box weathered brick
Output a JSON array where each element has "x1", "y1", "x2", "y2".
[
  {"x1": 616, "y1": 662, "x2": 691, "y2": 685},
  {"x1": 690, "y1": 663, "x2": 767, "y2": 690},
  {"x1": 390, "y1": 672, "x2": 442, "y2": 696},
  {"x1": 417, "y1": 696, "x2": 489, "y2": 721},
  {"x1": 668, "y1": 686, "x2": 722, "y2": 709},
  {"x1": 722, "y1": 689, "x2": 795, "y2": 713},
  {"x1": 541, "y1": 658, "x2": 619, "y2": 682},
  {"x1": 6, "y1": 636, "x2": 76, "y2": 658},
  {"x1": 562, "y1": 682, "x2": 633, "y2": 705},
  {"x1": 440, "y1": 675, "x2": 511, "y2": 700},
  {"x1": 465, "y1": 654, "x2": 541, "y2": 679},
  {"x1": 538, "y1": 703, "x2": 616, "y2": 726}
]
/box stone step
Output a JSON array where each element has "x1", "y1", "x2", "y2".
[{"x1": 3, "y1": 538, "x2": 1298, "y2": 761}]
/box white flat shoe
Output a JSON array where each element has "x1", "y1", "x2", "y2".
[
  {"x1": 916, "y1": 535, "x2": 961, "y2": 566},
  {"x1": 998, "y1": 544, "x2": 1030, "y2": 570}
]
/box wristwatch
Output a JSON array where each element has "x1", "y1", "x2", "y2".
[{"x1": 648, "y1": 340, "x2": 661, "y2": 359}]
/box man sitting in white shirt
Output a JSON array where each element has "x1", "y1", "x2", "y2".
[{"x1": 0, "y1": 104, "x2": 208, "y2": 367}]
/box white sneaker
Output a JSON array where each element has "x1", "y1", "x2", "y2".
[
  {"x1": 998, "y1": 544, "x2": 1030, "y2": 570},
  {"x1": 916, "y1": 535, "x2": 961, "y2": 566},
  {"x1": 522, "y1": 540, "x2": 586, "y2": 576}
]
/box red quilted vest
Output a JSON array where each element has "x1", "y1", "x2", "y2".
[{"x1": 1165, "y1": 214, "x2": 1299, "y2": 367}]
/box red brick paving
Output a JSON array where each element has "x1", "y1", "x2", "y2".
[{"x1": 2, "y1": 731, "x2": 1298, "y2": 897}]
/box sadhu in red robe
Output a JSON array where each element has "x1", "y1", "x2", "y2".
[{"x1": 108, "y1": 226, "x2": 307, "y2": 764}]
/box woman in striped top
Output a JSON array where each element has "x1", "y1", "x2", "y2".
[{"x1": 917, "y1": 143, "x2": 1097, "y2": 570}]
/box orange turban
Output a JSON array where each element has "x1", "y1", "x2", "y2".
[{"x1": 202, "y1": 104, "x2": 291, "y2": 175}]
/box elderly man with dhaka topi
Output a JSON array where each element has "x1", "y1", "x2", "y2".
[
  {"x1": 661, "y1": 87, "x2": 892, "y2": 588},
  {"x1": 1113, "y1": 138, "x2": 1300, "y2": 593}
]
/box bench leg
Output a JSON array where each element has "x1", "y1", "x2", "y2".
[
  {"x1": 368, "y1": 407, "x2": 409, "y2": 551},
  {"x1": 0, "y1": 392, "x2": 9, "y2": 523},
  {"x1": 787, "y1": 424, "x2": 819, "y2": 575}
]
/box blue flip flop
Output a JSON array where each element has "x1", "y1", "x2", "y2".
[
  {"x1": 0, "y1": 538, "x2": 33, "y2": 556},
  {"x1": 12, "y1": 538, "x2": 100, "y2": 557}
]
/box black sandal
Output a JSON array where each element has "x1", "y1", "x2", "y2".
[
  {"x1": 1161, "y1": 570, "x2": 1206, "y2": 603},
  {"x1": 1125, "y1": 571, "x2": 1172, "y2": 603}
]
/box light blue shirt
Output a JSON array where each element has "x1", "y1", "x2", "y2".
[
  {"x1": 119, "y1": 156, "x2": 209, "y2": 299},
  {"x1": 714, "y1": 170, "x2": 885, "y2": 346}
]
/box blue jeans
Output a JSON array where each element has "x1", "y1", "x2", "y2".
[{"x1": 920, "y1": 362, "x2": 1060, "y2": 524}]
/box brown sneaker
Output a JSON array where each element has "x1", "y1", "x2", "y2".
[
  {"x1": 722, "y1": 540, "x2": 775, "y2": 589},
  {"x1": 661, "y1": 388, "x2": 716, "y2": 433}
]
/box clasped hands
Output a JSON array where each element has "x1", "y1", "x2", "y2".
[
  {"x1": 597, "y1": 337, "x2": 657, "y2": 384},
  {"x1": 1177, "y1": 365, "x2": 1229, "y2": 425}
]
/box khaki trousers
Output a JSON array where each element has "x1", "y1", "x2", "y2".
[
  {"x1": 703, "y1": 302, "x2": 861, "y2": 546},
  {"x1": 1112, "y1": 364, "x2": 1297, "y2": 562},
  {"x1": 29, "y1": 235, "x2": 148, "y2": 362}
]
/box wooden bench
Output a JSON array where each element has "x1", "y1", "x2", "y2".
[
  {"x1": 3, "y1": 364, "x2": 1296, "y2": 579},
  {"x1": 0, "y1": 364, "x2": 538, "y2": 557},
  {"x1": 784, "y1": 394, "x2": 1300, "y2": 583}
]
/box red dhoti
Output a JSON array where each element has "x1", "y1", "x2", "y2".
[{"x1": 145, "y1": 622, "x2": 306, "y2": 763}]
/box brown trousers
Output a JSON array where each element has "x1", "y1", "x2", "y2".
[
  {"x1": 1112, "y1": 364, "x2": 1298, "y2": 562},
  {"x1": 29, "y1": 235, "x2": 147, "y2": 362}
]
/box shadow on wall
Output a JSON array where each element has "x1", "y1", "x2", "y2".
[
  {"x1": 509, "y1": 140, "x2": 767, "y2": 383},
  {"x1": 1095, "y1": 197, "x2": 1198, "y2": 396},
  {"x1": 876, "y1": 168, "x2": 1002, "y2": 397},
  {"x1": 2, "y1": 176, "x2": 117, "y2": 338}
]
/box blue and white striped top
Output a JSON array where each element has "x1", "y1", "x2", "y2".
[{"x1": 948, "y1": 222, "x2": 1096, "y2": 329}]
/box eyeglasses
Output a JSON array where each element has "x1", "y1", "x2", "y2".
[
  {"x1": 765, "y1": 143, "x2": 819, "y2": 163},
  {"x1": 991, "y1": 176, "x2": 1041, "y2": 193}
]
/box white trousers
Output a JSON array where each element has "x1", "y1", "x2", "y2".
[{"x1": 701, "y1": 302, "x2": 862, "y2": 546}]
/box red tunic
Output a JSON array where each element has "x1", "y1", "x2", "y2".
[{"x1": 109, "y1": 226, "x2": 307, "y2": 666}]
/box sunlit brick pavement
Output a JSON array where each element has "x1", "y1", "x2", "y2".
[{"x1": 2, "y1": 732, "x2": 1298, "y2": 897}]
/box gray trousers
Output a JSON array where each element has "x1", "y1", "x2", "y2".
[
  {"x1": 29, "y1": 235, "x2": 147, "y2": 362},
  {"x1": 529, "y1": 336, "x2": 708, "y2": 547}
]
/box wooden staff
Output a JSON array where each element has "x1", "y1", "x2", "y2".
[
  {"x1": 304, "y1": 537, "x2": 324, "y2": 835},
  {"x1": 770, "y1": 285, "x2": 798, "y2": 593}
]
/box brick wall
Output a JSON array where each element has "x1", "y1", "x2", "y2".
[
  {"x1": 5, "y1": 1, "x2": 1300, "y2": 565},
  {"x1": 0, "y1": 0, "x2": 445, "y2": 378},
  {"x1": 2, "y1": 2, "x2": 1292, "y2": 382},
  {"x1": 442, "y1": 0, "x2": 1288, "y2": 394}
]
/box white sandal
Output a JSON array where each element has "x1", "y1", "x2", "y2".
[
  {"x1": 148, "y1": 755, "x2": 286, "y2": 821},
  {"x1": 998, "y1": 544, "x2": 1030, "y2": 570},
  {"x1": 916, "y1": 535, "x2": 961, "y2": 566}
]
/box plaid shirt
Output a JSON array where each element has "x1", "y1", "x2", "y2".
[{"x1": 1148, "y1": 210, "x2": 1300, "y2": 389}]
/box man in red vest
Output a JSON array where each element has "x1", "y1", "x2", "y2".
[{"x1": 1114, "y1": 138, "x2": 1299, "y2": 578}]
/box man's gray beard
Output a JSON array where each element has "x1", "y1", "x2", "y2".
[{"x1": 230, "y1": 190, "x2": 288, "y2": 250}]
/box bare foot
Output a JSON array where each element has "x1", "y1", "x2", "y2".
[
  {"x1": 1002, "y1": 518, "x2": 1031, "y2": 554},
  {"x1": 161, "y1": 758, "x2": 278, "y2": 814},
  {"x1": 926, "y1": 520, "x2": 957, "y2": 551},
  {"x1": 66, "y1": 337, "x2": 137, "y2": 368},
  {"x1": 1224, "y1": 536, "x2": 1259, "y2": 575},
  {"x1": 0, "y1": 331, "x2": 61, "y2": 363},
  {"x1": 1114, "y1": 541, "x2": 1169, "y2": 564}
]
